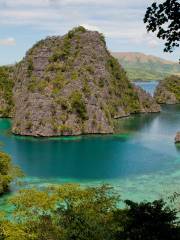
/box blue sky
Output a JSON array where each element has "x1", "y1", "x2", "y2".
[{"x1": 0, "y1": 0, "x2": 179, "y2": 65}]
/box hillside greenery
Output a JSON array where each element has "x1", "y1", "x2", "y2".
[{"x1": 112, "y1": 53, "x2": 180, "y2": 81}]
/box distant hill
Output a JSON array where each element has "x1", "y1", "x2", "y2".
[{"x1": 112, "y1": 52, "x2": 180, "y2": 81}]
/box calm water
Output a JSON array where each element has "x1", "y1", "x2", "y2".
[
  {"x1": 134, "y1": 81, "x2": 159, "y2": 96},
  {"x1": 0, "y1": 81, "x2": 180, "y2": 203}
]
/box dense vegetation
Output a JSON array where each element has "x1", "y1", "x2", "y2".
[
  {"x1": 0, "y1": 66, "x2": 14, "y2": 117},
  {"x1": 0, "y1": 184, "x2": 180, "y2": 240},
  {"x1": 0, "y1": 151, "x2": 22, "y2": 195},
  {"x1": 155, "y1": 75, "x2": 180, "y2": 104},
  {"x1": 112, "y1": 52, "x2": 180, "y2": 81}
]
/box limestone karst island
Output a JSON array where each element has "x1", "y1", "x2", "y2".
[{"x1": 0, "y1": 0, "x2": 180, "y2": 239}]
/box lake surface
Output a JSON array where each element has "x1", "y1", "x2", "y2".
[
  {"x1": 0, "y1": 81, "x2": 180, "y2": 203},
  {"x1": 134, "y1": 80, "x2": 159, "y2": 96}
]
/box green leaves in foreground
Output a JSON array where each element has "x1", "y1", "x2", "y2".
[
  {"x1": 9, "y1": 184, "x2": 118, "y2": 240},
  {"x1": 0, "y1": 184, "x2": 180, "y2": 240},
  {"x1": 0, "y1": 152, "x2": 23, "y2": 195}
]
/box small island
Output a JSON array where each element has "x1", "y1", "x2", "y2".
[{"x1": 10, "y1": 27, "x2": 160, "y2": 137}]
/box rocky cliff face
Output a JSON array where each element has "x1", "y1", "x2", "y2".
[
  {"x1": 12, "y1": 27, "x2": 160, "y2": 136},
  {"x1": 154, "y1": 75, "x2": 180, "y2": 104}
]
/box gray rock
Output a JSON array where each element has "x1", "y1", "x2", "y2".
[{"x1": 12, "y1": 27, "x2": 160, "y2": 137}]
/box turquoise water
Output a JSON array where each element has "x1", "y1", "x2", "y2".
[{"x1": 0, "y1": 82, "x2": 180, "y2": 203}]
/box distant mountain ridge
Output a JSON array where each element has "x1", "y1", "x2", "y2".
[{"x1": 112, "y1": 52, "x2": 180, "y2": 81}]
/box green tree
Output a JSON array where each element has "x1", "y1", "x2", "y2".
[
  {"x1": 9, "y1": 184, "x2": 119, "y2": 240},
  {"x1": 113, "y1": 199, "x2": 180, "y2": 240},
  {"x1": 144, "y1": 0, "x2": 180, "y2": 55},
  {"x1": 1, "y1": 185, "x2": 180, "y2": 240},
  {"x1": 0, "y1": 152, "x2": 23, "y2": 195}
]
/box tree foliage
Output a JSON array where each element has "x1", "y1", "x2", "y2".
[
  {"x1": 144, "y1": 0, "x2": 180, "y2": 55},
  {"x1": 0, "y1": 184, "x2": 180, "y2": 240},
  {"x1": 113, "y1": 199, "x2": 180, "y2": 240},
  {"x1": 0, "y1": 151, "x2": 23, "y2": 195}
]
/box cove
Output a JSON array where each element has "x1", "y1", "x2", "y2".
[{"x1": 0, "y1": 82, "x2": 179, "y2": 203}]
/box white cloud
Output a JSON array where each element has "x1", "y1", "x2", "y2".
[
  {"x1": 2, "y1": 0, "x2": 153, "y2": 7},
  {"x1": 81, "y1": 24, "x2": 100, "y2": 31},
  {"x1": 0, "y1": 37, "x2": 16, "y2": 46},
  {"x1": 0, "y1": 0, "x2": 161, "y2": 51}
]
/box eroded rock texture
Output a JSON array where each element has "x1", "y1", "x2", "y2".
[{"x1": 12, "y1": 27, "x2": 160, "y2": 136}]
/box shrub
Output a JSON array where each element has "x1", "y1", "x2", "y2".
[
  {"x1": 59, "y1": 124, "x2": 72, "y2": 134},
  {"x1": 37, "y1": 80, "x2": 48, "y2": 92},
  {"x1": 26, "y1": 121, "x2": 33, "y2": 130},
  {"x1": 0, "y1": 151, "x2": 23, "y2": 194},
  {"x1": 49, "y1": 51, "x2": 64, "y2": 62},
  {"x1": 70, "y1": 90, "x2": 88, "y2": 120},
  {"x1": 46, "y1": 62, "x2": 65, "y2": 72},
  {"x1": 71, "y1": 71, "x2": 78, "y2": 81},
  {"x1": 100, "y1": 33, "x2": 106, "y2": 46},
  {"x1": 82, "y1": 79, "x2": 91, "y2": 96},
  {"x1": 67, "y1": 26, "x2": 86, "y2": 39},
  {"x1": 27, "y1": 76, "x2": 37, "y2": 92},
  {"x1": 52, "y1": 73, "x2": 67, "y2": 90},
  {"x1": 60, "y1": 98, "x2": 70, "y2": 111},
  {"x1": 27, "y1": 58, "x2": 34, "y2": 77}
]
